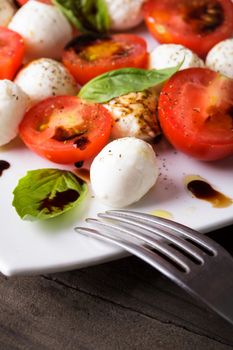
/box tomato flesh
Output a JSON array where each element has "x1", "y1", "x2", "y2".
[
  {"x1": 16, "y1": 0, "x2": 28, "y2": 4},
  {"x1": 143, "y1": 0, "x2": 233, "y2": 57},
  {"x1": 0, "y1": 27, "x2": 25, "y2": 80},
  {"x1": 62, "y1": 34, "x2": 148, "y2": 85},
  {"x1": 19, "y1": 96, "x2": 112, "y2": 164},
  {"x1": 17, "y1": 0, "x2": 52, "y2": 5},
  {"x1": 158, "y1": 68, "x2": 233, "y2": 161}
]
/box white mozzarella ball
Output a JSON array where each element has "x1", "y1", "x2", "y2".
[
  {"x1": 15, "y1": 58, "x2": 78, "y2": 104},
  {"x1": 0, "y1": 80, "x2": 29, "y2": 146},
  {"x1": 104, "y1": 88, "x2": 161, "y2": 142},
  {"x1": 90, "y1": 137, "x2": 158, "y2": 208},
  {"x1": 0, "y1": 0, "x2": 16, "y2": 27},
  {"x1": 206, "y1": 39, "x2": 233, "y2": 79},
  {"x1": 149, "y1": 44, "x2": 204, "y2": 70},
  {"x1": 8, "y1": 1, "x2": 72, "y2": 61},
  {"x1": 105, "y1": 0, "x2": 145, "y2": 31}
]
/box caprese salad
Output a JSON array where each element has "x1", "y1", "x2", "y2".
[{"x1": 0, "y1": 0, "x2": 232, "y2": 221}]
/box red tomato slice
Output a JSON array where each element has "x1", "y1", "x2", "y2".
[
  {"x1": 16, "y1": 0, "x2": 27, "y2": 4},
  {"x1": 158, "y1": 68, "x2": 233, "y2": 161},
  {"x1": 19, "y1": 96, "x2": 112, "y2": 164},
  {"x1": 143, "y1": 0, "x2": 233, "y2": 57},
  {"x1": 0, "y1": 27, "x2": 25, "y2": 80},
  {"x1": 16, "y1": 0, "x2": 51, "y2": 5},
  {"x1": 62, "y1": 33, "x2": 148, "y2": 85}
]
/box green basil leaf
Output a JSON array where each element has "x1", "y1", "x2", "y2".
[
  {"x1": 78, "y1": 64, "x2": 181, "y2": 103},
  {"x1": 12, "y1": 169, "x2": 88, "y2": 220},
  {"x1": 52, "y1": 0, "x2": 110, "y2": 33},
  {"x1": 52, "y1": 0, "x2": 87, "y2": 32},
  {"x1": 81, "y1": 0, "x2": 110, "y2": 32}
]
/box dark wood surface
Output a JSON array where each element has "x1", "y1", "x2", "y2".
[{"x1": 0, "y1": 225, "x2": 232, "y2": 350}]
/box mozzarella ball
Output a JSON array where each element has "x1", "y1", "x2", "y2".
[
  {"x1": 0, "y1": 0, "x2": 16, "y2": 27},
  {"x1": 105, "y1": 0, "x2": 145, "y2": 31},
  {"x1": 206, "y1": 39, "x2": 233, "y2": 79},
  {"x1": 104, "y1": 88, "x2": 161, "y2": 142},
  {"x1": 90, "y1": 137, "x2": 158, "y2": 208},
  {"x1": 15, "y1": 58, "x2": 78, "y2": 104},
  {"x1": 0, "y1": 80, "x2": 29, "y2": 146},
  {"x1": 8, "y1": 1, "x2": 72, "y2": 61},
  {"x1": 149, "y1": 44, "x2": 204, "y2": 70}
]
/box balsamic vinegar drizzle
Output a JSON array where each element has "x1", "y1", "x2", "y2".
[
  {"x1": 182, "y1": 0, "x2": 224, "y2": 34},
  {"x1": 39, "y1": 189, "x2": 80, "y2": 212},
  {"x1": 64, "y1": 33, "x2": 111, "y2": 53},
  {"x1": 74, "y1": 168, "x2": 90, "y2": 182},
  {"x1": 0, "y1": 160, "x2": 10, "y2": 176},
  {"x1": 184, "y1": 175, "x2": 232, "y2": 208}
]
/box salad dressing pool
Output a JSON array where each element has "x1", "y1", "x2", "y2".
[
  {"x1": 0, "y1": 160, "x2": 10, "y2": 176},
  {"x1": 184, "y1": 175, "x2": 232, "y2": 208}
]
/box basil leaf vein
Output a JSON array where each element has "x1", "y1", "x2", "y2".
[
  {"x1": 52, "y1": 0, "x2": 110, "y2": 33},
  {"x1": 78, "y1": 64, "x2": 182, "y2": 103},
  {"x1": 12, "y1": 169, "x2": 88, "y2": 220}
]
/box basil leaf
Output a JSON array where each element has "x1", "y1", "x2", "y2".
[
  {"x1": 52, "y1": 0, "x2": 110, "y2": 33},
  {"x1": 52, "y1": 0, "x2": 87, "y2": 32},
  {"x1": 12, "y1": 169, "x2": 88, "y2": 220},
  {"x1": 78, "y1": 65, "x2": 181, "y2": 103},
  {"x1": 81, "y1": 0, "x2": 110, "y2": 32}
]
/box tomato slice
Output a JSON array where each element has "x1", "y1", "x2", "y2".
[
  {"x1": 19, "y1": 96, "x2": 112, "y2": 164},
  {"x1": 0, "y1": 27, "x2": 25, "y2": 80},
  {"x1": 16, "y1": 0, "x2": 52, "y2": 5},
  {"x1": 158, "y1": 68, "x2": 233, "y2": 161},
  {"x1": 62, "y1": 33, "x2": 148, "y2": 85},
  {"x1": 143, "y1": 0, "x2": 233, "y2": 57},
  {"x1": 16, "y1": 0, "x2": 27, "y2": 4}
]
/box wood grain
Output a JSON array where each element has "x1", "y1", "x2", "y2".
[{"x1": 0, "y1": 226, "x2": 232, "y2": 349}]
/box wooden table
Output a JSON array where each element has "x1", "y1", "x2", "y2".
[{"x1": 0, "y1": 225, "x2": 232, "y2": 350}]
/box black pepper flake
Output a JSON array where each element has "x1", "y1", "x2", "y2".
[{"x1": 74, "y1": 161, "x2": 84, "y2": 168}]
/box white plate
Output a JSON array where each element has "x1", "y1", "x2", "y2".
[{"x1": 0, "y1": 27, "x2": 233, "y2": 276}]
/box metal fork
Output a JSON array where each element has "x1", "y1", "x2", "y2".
[{"x1": 75, "y1": 210, "x2": 233, "y2": 325}]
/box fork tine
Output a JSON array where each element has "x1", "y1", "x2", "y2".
[
  {"x1": 99, "y1": 212, "x2": 209, "y2": 261},
  {"x1": 75, "y1": 226, "x2": 188, "y2": 280},
  {"x1": 86, "y1": 218, "x2": 196, "y2": 271},
  {"x1": 104, "y1": 210, "x2": 218, "y2": 254},
  {"x1": 75, "y1": 217, "x2": 233, "y2": 326}
]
